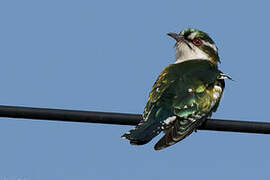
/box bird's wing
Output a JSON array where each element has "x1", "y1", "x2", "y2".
[
  {"x1": 143, "y1": 64, "x2": 177, "y2": 119},
  {"x1": 121, "y1": 63, "x2": 178, "y2": 144},
  {"x1": 154, "y1": 61, "x2": 225, "y2": 150},
  {"x1": 122, "y1": 60, "x2": 223, "y2": 147}
]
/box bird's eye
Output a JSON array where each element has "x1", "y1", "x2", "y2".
[{"x1": 193, "y1": 38, "x2": 202, "y2": 46}]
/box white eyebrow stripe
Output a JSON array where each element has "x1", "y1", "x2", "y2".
[
  {"x1": 188, "y1": 32, "x2": 198, "y2": 39},
  {"x1": 202, "y1": 40, "x2": 218, "y2": 52}
]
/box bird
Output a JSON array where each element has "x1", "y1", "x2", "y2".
[{"x1": 122, "y1": 28, "x2": 231, "y2": 150}]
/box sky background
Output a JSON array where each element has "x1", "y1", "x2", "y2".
[{"x1": 0, "y1": 0, "x2": 269, "y2": 179}]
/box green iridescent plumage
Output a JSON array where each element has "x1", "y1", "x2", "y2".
[
  {"x1": 181, "y1": 28, "x2": 214, "y2": 44},
  {"x1": 122, "y1": 60, "x2": 225, "y2": 149},
  {"x1": 122, "y1": 28, "x2": 228, "y2": 150}
]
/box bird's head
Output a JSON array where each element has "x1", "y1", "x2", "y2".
[{"x1": 168, "y1": 28, "x2": 220, "y2": 65}]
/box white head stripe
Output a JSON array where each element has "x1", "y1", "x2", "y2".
[
  {"x1": 202, "y1": 40, "x2": 217, "y2": 52},
  {"x1": 188, "y1": 32, "x2": 198, "y2": 40}
]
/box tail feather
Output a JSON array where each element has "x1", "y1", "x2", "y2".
[
  {"x1": 122, "y1": 106, "x2": 172, "y2": 146},
  {"x1": 121, "y1": 120, "x2": 162, "y2": 145},
  {"x1": 154, "y1": 118, "x2": 204, "y2": 150}
]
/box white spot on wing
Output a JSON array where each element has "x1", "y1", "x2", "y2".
[
  {"x1": 213, "y1": 92, "x2": 220, "y2": 99},
  {"x1": 209, "y1": 84, "x2": 223, "y2": 109},
  {"x1": 214, "y1": 85, "x2": 222, "y2": 91},
  {"x1": 210, "y1": 101, "x2": 216, "y2": 109},
  {"x1": 164, "y1": 116, "x2": 177, "y2": 125}
]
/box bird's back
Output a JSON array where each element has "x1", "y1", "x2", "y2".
[{"x1": 122, "y1": 60, "x2": 224, "y2": 149}]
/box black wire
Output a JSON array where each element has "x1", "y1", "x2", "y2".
[{"x1": 0, "y1": 105, "x2": 269, "y2": 134}]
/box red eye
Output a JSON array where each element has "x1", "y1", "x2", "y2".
[{"x1": 193, "y1": 38, "x2": 202, "y2": 46}]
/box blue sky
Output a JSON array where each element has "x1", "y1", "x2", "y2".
[{"x1": 0, "y1": 0, "x2": 269, "y2": 179}]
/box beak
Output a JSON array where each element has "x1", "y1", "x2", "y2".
[
  {"x1": 167, "y1": 33, "x2": 184, "y2": 42},
  {"x1": 167, "y1": 32, "x2": 192, "y2": 49}
]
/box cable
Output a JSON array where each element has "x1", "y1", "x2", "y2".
[{"x1": 0, "y1": 105, "x2": 269, "y2": 134}]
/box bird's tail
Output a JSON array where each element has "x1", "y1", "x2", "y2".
[
  {"x1": 154, "y1": 118, "x2": 205, "y2": 150},
  {"x1": 121, "y1": 119, "x2": 162, "y2": 145},
  {"x1": 121, "y1": 107, "x2": 169, "y2": 145}
]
